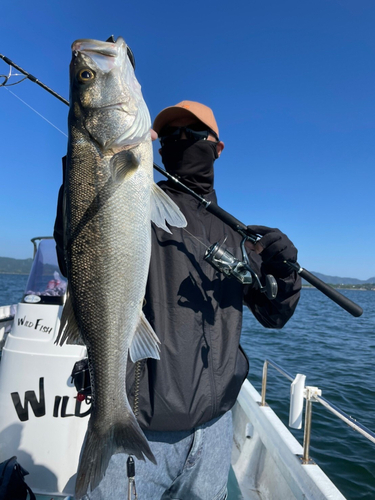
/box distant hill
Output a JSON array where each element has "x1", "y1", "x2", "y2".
[
  {"x1": 305, "y1": 272, "x2": 375, "y2": 285},
  {"x1": 0, "y1": 256, "x2": 33, "y2": 274}
]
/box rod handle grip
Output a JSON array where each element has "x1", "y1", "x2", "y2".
[{"x1": 298, "y1": 267, "x2": 363, "y2": 317}]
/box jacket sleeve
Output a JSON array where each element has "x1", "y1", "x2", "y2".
[
  {"x1": 53, "y1": 157, "x2": 67, "y2": 278},
  {"x1": 243, "y1": 250, "x2": 301, "y2": 329}
]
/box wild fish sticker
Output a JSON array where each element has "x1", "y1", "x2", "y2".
[
  {"x1": 11, "y1": 302, "x2": 61, "y2": 341},
  {"x1": 11, "y1": 376, "x2": 91, "y2": 422},
  {"x1": 17, "y1": 315, "x2": 54, "y2": 335}
]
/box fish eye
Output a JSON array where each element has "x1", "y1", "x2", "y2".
[{"x1": 78, "y1": 69, "x2": 95, "y2": 83}]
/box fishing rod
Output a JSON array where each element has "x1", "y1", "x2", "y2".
[
  {"x1": 0, "y1": 54, "x2": 69, "y2": 105},
  {"x1": 153, "y1": 164, "x2": 363, "y2": 317},
  {"x1": 0, "y1": 53, "x2": 363, "y2": 317}
]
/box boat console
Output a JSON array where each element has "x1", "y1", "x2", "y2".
[{"x1": 0, "y1": 238, "x2": 89, "y2": 498}]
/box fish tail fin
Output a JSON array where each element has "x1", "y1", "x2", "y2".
[{"x1": 75, "y1": 414, "x2": 156, "y2": 499}]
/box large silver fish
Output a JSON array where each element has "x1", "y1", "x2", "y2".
[{"x1": 57, "y1": 37, "x2": 186, "y2": 499}]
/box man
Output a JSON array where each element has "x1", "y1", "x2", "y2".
[{"x1": 54, "y1": 100, "x2": 301, "y2": 500}]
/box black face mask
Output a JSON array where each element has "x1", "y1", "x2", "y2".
[{"x1": 160, "y1": 140, "x2": 219, "y2": 194}]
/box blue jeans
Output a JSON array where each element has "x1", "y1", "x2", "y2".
[{"x1": 87, "y1": 411, "x2": 232, "y2": 500}]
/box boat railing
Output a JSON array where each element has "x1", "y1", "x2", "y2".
[
  {"x1": 260, "y1": 358, "x2": 375, "y2": 464},
  {"x1": 0, "y1": 306, "x2": 16, "y2": 353},
  {"x1": 31, "y1": 236, "x2": 55, "y2": 258}
]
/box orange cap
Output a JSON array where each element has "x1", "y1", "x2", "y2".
[{"x1": 153, "y1": 100, "x2": 219, "y2": 138}]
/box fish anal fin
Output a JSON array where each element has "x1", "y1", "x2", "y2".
[
  {"x1": 129, "y1": 311, "x2": 160, "y2": 363},
  {"x1": 55, "y1": 290, "x2": 83, "y2": 346},
  {"x1": 110, "y1": 149, "x2": 140, "y2": 183},
  {"x1": 150, "y1": 183, "x2": 187, "y2": 233}
]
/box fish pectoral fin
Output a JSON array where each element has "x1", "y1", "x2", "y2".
[
  {"x1": 150, "y1": 183, "x2": 187, "y2": 233},
  {"x1": 55, "y1": 289, "x2": 83, "y2": 346},
  {"x1": 110, "y1": 149, "x2": 140, "y2": 183},
  {"x1": 129, "y1": 312, "x2": 161, "y2": 363}
]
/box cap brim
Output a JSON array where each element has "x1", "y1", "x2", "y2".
[{"x1": 153, "y1": 107, "x2": 199, "y2": 135}]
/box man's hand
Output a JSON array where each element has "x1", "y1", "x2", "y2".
[{"x1": 246, "y1": 225, "x2": 297, "y2": 278}]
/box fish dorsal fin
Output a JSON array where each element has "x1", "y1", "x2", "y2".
[
  {"x1": 150, "y1": 183, "x2": 187, "y2": 233},
  {"x1": 129, "y1": 311, "x2": 161, "y2": 363},
  {"x1": 110, "y1": 149, "x2": 140, "y2": 183},
  {"x1": 55, "y1": 289, "x2": 83, "y2": 346}
]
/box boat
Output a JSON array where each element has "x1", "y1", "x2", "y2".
[{"x1": 0, "y1": 237, "x2": 374, "y2": 500}]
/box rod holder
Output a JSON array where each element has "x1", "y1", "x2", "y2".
[{"x1": 289, "y1": 374, "x2": 306, "y2": 429}]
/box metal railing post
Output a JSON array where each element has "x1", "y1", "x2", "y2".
[
  {"x1": 302, "y1": 396, "x2": 313, "y2": 463},
  {"x1": 261, "y1": 360, "x2": 268, "y2": 406}
]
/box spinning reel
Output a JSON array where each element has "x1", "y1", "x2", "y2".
[{"x1": 204, "y1": 237, "x2": 278, "y2": 300}]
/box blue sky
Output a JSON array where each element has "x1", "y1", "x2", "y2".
[{"x1": 0, "y1": 0, "x2": 374, "y2": 279}]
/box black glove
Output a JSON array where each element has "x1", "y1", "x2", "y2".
[{"x1": 247, "y1": 225, "x2": 298, "y2": 279}]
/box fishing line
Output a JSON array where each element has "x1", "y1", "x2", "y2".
[
  {"x1": 0, "y1": 66, "x2": 27, "y2": 87},
  {"x1": 181, "y1": 227, "x2": 210, "y2": 249},
  {"x1": 3, "y1": 87, "x2": 68, "y2": 137}
]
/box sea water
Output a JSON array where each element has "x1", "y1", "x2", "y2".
[
  {"x1": 1, "y1": 274, "x2": 374, "y2": 498},
  {"x1": 0, "y1": 273, "x2": 28, "y2": 305}
]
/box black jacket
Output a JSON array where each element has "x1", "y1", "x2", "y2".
[{"x1": 54, "y1": 175, "x2": 301, "y2": 432}]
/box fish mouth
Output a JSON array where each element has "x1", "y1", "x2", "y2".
[
  {"x1": 72, "y1": 37, "x2": 126, "y2": 73},
  {"x1": 72, "y1": 38, "x2": 125, "y2": 57}
]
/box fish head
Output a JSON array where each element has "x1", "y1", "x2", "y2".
[{"x1": 69, "y1": 37, "x2": 151, "y2": 152}]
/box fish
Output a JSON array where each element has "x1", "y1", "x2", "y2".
[{"x1": 56, "y1": 36, "x2": 187, "y2": 499}]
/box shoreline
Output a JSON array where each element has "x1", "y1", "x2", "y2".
[
  {"x1": 0, "y1": 272, "x2": 30, "y2": 276},
  {"x1": 302, "y1": 285, "x2": 375, "y2": 291}
]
